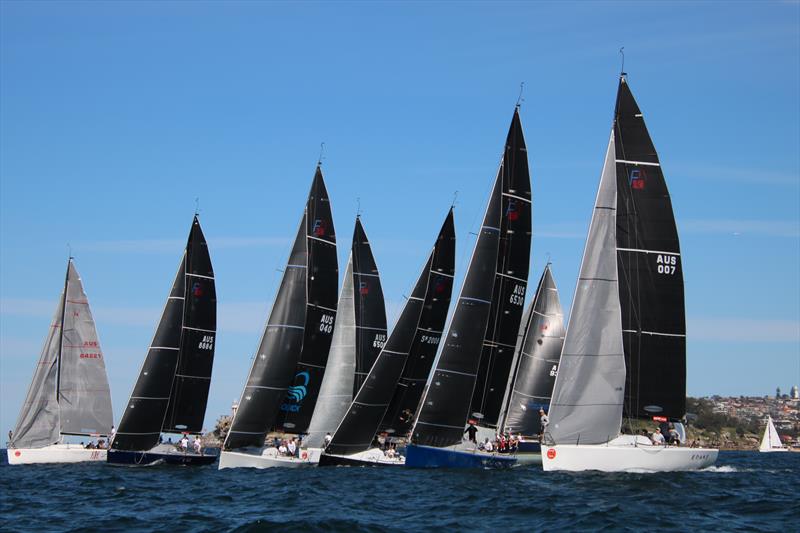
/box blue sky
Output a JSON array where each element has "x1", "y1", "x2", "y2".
[{"x1": 1, "y1": 1, "x2": 798, "y2": 435}]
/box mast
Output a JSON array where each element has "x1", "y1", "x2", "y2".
[{"x1": 55, "y1": 257, "x2": 71, "y2": 406}]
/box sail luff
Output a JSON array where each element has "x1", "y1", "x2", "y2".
[
  {"x1": 55, "y1": 259, "x2": 70, "y2": 409},
  {"x1": 547, "y1": 130, "x2": 626, "y2": 446}
]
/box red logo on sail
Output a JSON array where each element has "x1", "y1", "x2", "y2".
[
  {"x1": 313, "y1": 219, "x2": 326, "y2": 237},
  {"x1": 434, "y1": 279, "x2": 447, "y2": 294},
  {"x1": 192, "y1": 282, "x2": 203, "y2": 297},
  {"x1": 505, "y1": 200, "x2": 519, "y2": 221},
  {"x1": 629, "y1": 168, "x2": 647, "y2": 190},
  {"x1": 359, "y1": 281, "x2": 369, "y2": 295}
]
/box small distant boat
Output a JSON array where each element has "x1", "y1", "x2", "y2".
[
  {"x1": 319, "y1": 209, "x2": 455, "y2": 467},
  {"x1": 220, "y1": 166, "x2": 339, "y2": 469},
  {"x1": 759, "y1": 416, "x2": 788, "y2": 453},
  {"x1": 495, "y1": 263, "x2": 565, "y2": 464},
  {"x1": 7, "y1": 259, "x2": 114, "y2": 465},
  {"x1": 108, "y1": 215, "x2": 217, "y2": 467},
  {"x1": 406, "y1": 107, "x2": 532, "y2": 468},
  {"x1": 542, "y1": 74, "x2": 718, "y2": 472}
]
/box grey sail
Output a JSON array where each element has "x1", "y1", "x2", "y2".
[
  {"x1": 305, "y1": 255, "x2": 356, "y2": 448},
  {"x1": 58, "y1": 261, "x2": 114, "y2": 436},
  {"x1": 11, "y1": 259, "x2": 113, "y2": 449},
  {"x1": 547, "y1": 132, "x2": 626, "y2": 445},
  {"x1": 500, "y1": 264, "x2": 565, "y2": 437},
  {"x1": 10, "y1": 293, "x2": 64, "y2": 449}
]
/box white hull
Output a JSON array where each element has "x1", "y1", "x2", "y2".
[
  {"x1": 7, "y1": 444, "x2": 107, "y2": 465},
  {"x1": 218, "y1": 447, "x2": 322, "y2": 469},
  {"x1": 759, "y1": 447, "x2": 789, "y2": 453},
  {"x1": 542, "y1": 435, "x2": 718, "y2": 472}
]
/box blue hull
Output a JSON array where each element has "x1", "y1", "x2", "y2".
[
  {"x1": 107, "y1": 449, "x2": 217, "y2": 467},
  {"x1": 405, "y1": 444, "x2": 516, "y2": 469},
  {"x1": 517, "y1": 441, "x2": 541, "y2": 454}
]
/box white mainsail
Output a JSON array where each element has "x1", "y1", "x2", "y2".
[{"x1": 759, "y1": 416, "x2": 786, "y2": 452}]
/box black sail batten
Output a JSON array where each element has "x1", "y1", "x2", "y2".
[
  {"x1": 614, "y1": 77, "x2": 686, "y2": 421},
  {"x1": 162, "y1": 216, "x2": 217, "y2": 434},
  {"x1": 274, "y1": 167, "x2": 338, "y2": 433},
  {"x1": 327, "y1": 210, "x2": 455, "y2": 455},
  {"x1": 113, "y1": 217, "x2": 208, "y2": 452},
  {"x1": 499, "y1": 265, "x2": 565, "y2": 437},
  {"x1": 225, "y1": 167, "x2": 337, "y2": 450},
  {"x1": 350, "y1": 217, "x2": 388, "y2": 396},
  {"x1": 469, "y1": 108, "x2": 533, "y2": 428},
  {"x1": 380, "y1": 211, "x2": 456, "y2": 436}
]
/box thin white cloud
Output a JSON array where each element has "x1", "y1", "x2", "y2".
[
  {"x1": 75, "y1": 236, "x2": 290, "y2": 254},
  {"x1": 688, "y1": 317, "x2": 800, "y2": 343},
  {"x1": 680, "y1": 219, "x2": 800, "y2": 238}
]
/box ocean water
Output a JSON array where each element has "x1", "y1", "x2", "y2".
[{"x1": 1, "y1": 451, "x2": 797, "y2": 532}]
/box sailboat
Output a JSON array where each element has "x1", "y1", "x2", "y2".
[
  {"x1": 7, "y1": 259, "x2": 114, "y2": 465},
  {"x1": 319, "y1": 209, "x2": 455, "y2": 467},
  {"x1": 107, "y1": 215, "x2": 217, "y2": 466},
  {"x1": 759, "y1": 415, "x2": 788, "y2": 452},
  {"x1": 405, "y1": 107, "x2": 532, "y2": 468},
  {"x1": 542, "y1": 74, "x2": 718, "y2": 472},
  {"x1": 219, "y1": 166, "x2": 339, "y2": 469},
  {"x1": 496, "y1": 263, "x2": 565, "y2": 464}
]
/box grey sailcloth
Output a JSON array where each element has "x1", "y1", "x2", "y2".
[
  {"x1": 10, "y1": 293, "x2": 63, "y2": 448},
  {"x1": 500, "y1": 264, "x2": 565, "y2": 437},
  {"x1": 304, "y1": 256, "x2": 356, "y2": 447},
  {"x1": 547, "y1": 132, "x2": 626, "y2": 445},
  {"x1": 58, "y1": 261, "x2": 114, "y2": 436}
]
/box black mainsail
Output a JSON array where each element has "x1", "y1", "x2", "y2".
[
  {"x1": 614, "y1": 77, "x2": 686, "y2": 421},
  {"x1": 412, "y1": 108, "x2": 532, "y2": 447},
  {"x1": 325, "y1": 209, "x2": 455, "y2": 456},
  {"x1": 469, "y1": 108, "x2": 532, "y2": 428},
  {"x1": 498, "y1": 264, "x2": 565, "y2": 437},
  {"x1": 304, "y1": 216, "x2": 387, "y2": 447},
  {"x1": 225, "y1": 167, "x2": 337, "y2": 450},
  {"x1": 113, "y1": 216, "x2": 216, "y2": 451}
]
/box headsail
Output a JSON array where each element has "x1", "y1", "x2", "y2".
[
  {"x1": 499, "y1": 264, "x2": 564, "y2": 437},
  {"x1": 759, "y1": 416, "x2": 784, "y2": 451},
  {"x1": 326, "y1": 210, "x2": 455, "y2": 455},
  {"x1": 412, "y1": 108, "x2": 530, "y2": 448},
  {"x1": 305, "y1": 217, "x2": 386, "y2": 448},
  {"x1": 225, "y1": 167, "x2": 338, "y2": 450},
  {"x1": 113, "y1": 216, "x2": 216, "y2": 451},
  {"x1": 547, "y1": 131, "x2": 626, "y2": 446},
  {"x1": 614, "y1": 77, "x2": 686, "y2": 421}
]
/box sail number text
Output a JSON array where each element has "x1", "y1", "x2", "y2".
[
  {"x1": 198, "y1": 335, "x2": 214, "y2": 350},
  {"x1": 656, "y1": 254, "x2": 677, "y2": 275},
  {"x1": 319, "y1": 314, "x2": 334, "y2": 333},
  {"x1": 372, "y1": 334, "x2": 387, "y2": 349},
  {"x1": 420, "y1": 334, "x2": 440, "y2": 345},
  {"x1": 509, "y1": 284, "x2": 526, "y2": 306}
]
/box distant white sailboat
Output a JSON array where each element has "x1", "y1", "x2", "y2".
[
  {"x1": 758, "y1": 416, "x2": 787, "y2": 453},
  {"x1": 7, "y1": 259, "x2": 114, "y2": 465}
]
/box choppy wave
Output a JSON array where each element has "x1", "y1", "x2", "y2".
[{"x1": 1, "y1": 451, "x2": 798, "y2": 532}]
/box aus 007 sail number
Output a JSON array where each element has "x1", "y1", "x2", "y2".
[{"x1": 656, "y1": 254, "x2": 677, "y2": 275}]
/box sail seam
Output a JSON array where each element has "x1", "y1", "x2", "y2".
[
  {"x1": 460, "y1": 297, "x2": 492, "y2": 304},
  {"x1": 622, "y1": 329, "x2": 685, "y2": 338},
  {"x1": 186, "y1": 273, "x2": 214, "y2": 280},
  {"x1": 437, "y1": 368, "x2": 476, "y2": 378},
  {"x1": 183, "y1": 326, "x2": 216, "y2": 333},
  {"x1": 617, "y1": 247, "x2": 680, "y2": 256},
  {"x1": 616, "y1": 159, "x2": 660, "y2": 167},
  {"x1": 502, "y1": 192, "x2": 532, "y2": 203}
]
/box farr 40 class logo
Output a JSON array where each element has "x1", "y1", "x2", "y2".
[{"x1": 629, "y1": 167, "x2": 647, "y2": 190}]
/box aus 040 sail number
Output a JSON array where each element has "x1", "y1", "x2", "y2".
[{"x1": 655, "y1": 254, "x2": 678, "y2": 275}]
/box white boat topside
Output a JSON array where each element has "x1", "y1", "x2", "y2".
[
  {"x1": 218, "y1": 447, "x2": 322, "y2": 469},
  {"x1": 542, "y1": 435, "x2": 718, "y2": 472},
  {"x1": 7, "y1": 444, "x2": 107, "y2": 465}
]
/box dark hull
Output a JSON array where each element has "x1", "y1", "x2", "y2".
[
  {"x1": 405, "y1": 444, "x2": 516, "y2": 469},
  {"x1": 517, "y1": 441, "x2": 541, "y2": 454},
  {"x1": 318, "y1": 453, "x2": 403, "y2": 467},
  {"x1": 107, "y1": 449, "x2": 217, "y2": 467}
]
